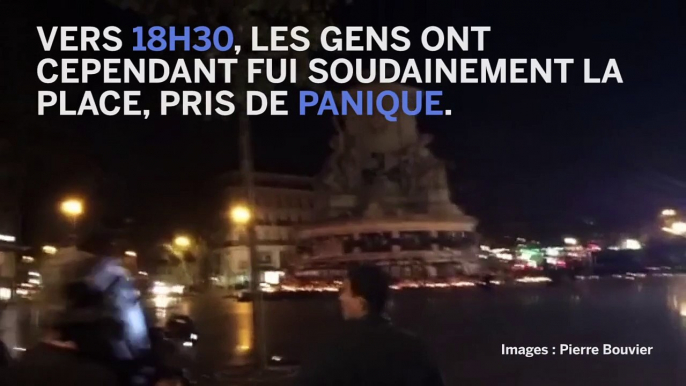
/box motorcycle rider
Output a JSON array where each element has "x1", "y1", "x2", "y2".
[{"x1": 0, "y1": 230, "x2": 156, "y2": 386}]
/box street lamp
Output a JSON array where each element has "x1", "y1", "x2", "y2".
[
  {"x1": 662, "y1": 209, "x2": 677, "y2": 217},
  {"x1": 60, "y1": 199, "x2": 83, "y2": 220},
  {"x1": 42, "y1": 245, "x2": 57, "y2": 255},
  {"x1": 230, "y1": 205, "x2": 252, "y2": 225},
  {"x1": 563, "y1": 237, "x2": 578, "y2": 246},
  {"x1": 60, "y1": 199, "x2": 84, "y2": 243},
  {"x1": 230, "y1": 202, "x2": 265, "y2": 370},
  {"x1": 174, "y1": 235, "x2": 192, "y2": 248}
]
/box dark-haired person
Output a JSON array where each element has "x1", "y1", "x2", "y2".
[{"x1": 297, "y1": 265, "x2": 444, "y2": 386}]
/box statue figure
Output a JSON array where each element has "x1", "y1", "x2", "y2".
[
  {"x1": 414, "y1": 145, "x2": 450, "y2": 191},
  {"x1": 318, "y1": 83, "x2": 460, "y2": 217},
  {"x1": 388, "y1": 133, "x2": 450, "y2": 196},
  {"x1": 319, "y1": 116, "x2": 361, "y2": 193}
]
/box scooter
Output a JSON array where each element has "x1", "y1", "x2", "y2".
[{"x1": 148, "y1": 314, "x2": 199, "y2": 385}]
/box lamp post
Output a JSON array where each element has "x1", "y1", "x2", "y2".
[
  {"x1": 230, "y1": 202, "x2": 266, "y2": 371},
  {"x1": 171, "y1": 234, "x2": 195, "y2": 286},
  {"x1": 60, "y1": 198, "x2": 83, "y2": 243}
]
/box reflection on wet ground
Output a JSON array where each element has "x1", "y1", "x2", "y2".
[{"x1": 5, "y1": 278, "x2": 686, "y2": 385}]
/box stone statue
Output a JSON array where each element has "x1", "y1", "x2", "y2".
[
  {"x1": 320, "y1": 116, "x2": 361, "y2": 193},
  {"x1": 317, "y1": 83, "x2": 461, "y2": 218},
  {"x1": 386, "y1": 133, "x2": 450, "y2": 197}
]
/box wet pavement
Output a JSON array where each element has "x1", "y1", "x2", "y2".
[{"x1": 5, "y1": 277, "x2": 686, "y2": 385}]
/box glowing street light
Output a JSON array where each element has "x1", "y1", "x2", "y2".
[
  {"x1": 563, "y1": 237, "x2": 578, "y2": 246},
  {"x1": 0, "y1": 234, "x2": 16, "y2": 243},
  {"x1": 230, "y1": 205, "x2": 252, "y2": 225},
  {"x1": 60, "y1": 199, "x2": 83, "y2": 218},
  {"x1": 125, "y1": 250, "x2": 137, "y2": 257},
  {"x1": 662, "y1": 209, "x2": 677, "y2": 217},
  {"x1": 60, "y1": 199, "x2": 84, "y2": 242},
  {"x1": 622, "y1": 239, "x2": 642, "y2": 250},
  {"x1": 42, "y1": 245, "x2": 57, "y2": 255},
  {"x1": 174, "y1": 235, "x2": 191, "y2": 248}
]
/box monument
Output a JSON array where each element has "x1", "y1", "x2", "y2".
[{"x1": 295, "y1": 83, "x2": 481, "y2": 279}]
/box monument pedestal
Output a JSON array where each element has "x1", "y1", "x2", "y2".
[
  {"x1": 299, "y1": 83, "x2": 481, "y2": 278},
  {"x1": 326, "y1": 194, "x2": 358, "y2": 218}
]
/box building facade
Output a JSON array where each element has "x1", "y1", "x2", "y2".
[{"x1": 217, "y1": 172, "x2": 314, "y2": 286}]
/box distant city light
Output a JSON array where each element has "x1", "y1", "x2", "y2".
[
  {"x1": 662, "y1": 209, "x2": 677, "y2": 216},
  {"x1": 519, "y1": 249, "x2": 537, "y2": 261},
  {"x1": 622, "y1": 239, "x2": 642, "y2": 250},
  {"x1": 21, "y1": 256, "x2": 34, "y2": 263},
  {"x1": 0, "y1": 288, "x2": 11, "y2": 300},
  {"x1": 587, "y1": 244, "x2": 602, "y2": 252},
  {"x1": 516, "y1": 276, "x2": 552, "y2": 284},
  {"x1": 152, "y1": 282, "x2": 171, "y2": 296},
  {"x1": 264, "y1": 271, "x2": 284, "y2": 285},
  {"x1": 153, "y1": 295, "x2": 172, "y2": 308},
  {"x1": 563, "y1": 237, "x2": 578, "y2": 245},
  {"x1": 42, "y1": 245, "x2": 57, "y2": 255},
  {"x1": 546, "y1": 257, "x2": 559, "y2": 265},
  {"x1": 125, "y1": 250, "x2": 137, "y2": 257},
  {"x1": 138, "y1": 271, "x2": 148, "y2": 276},
  {"x1": 0, "y1": 234, "x2": 16, "y2": 243},
  {"x1": 545, "y1": 248, "x2": 561, "y2": 257}
]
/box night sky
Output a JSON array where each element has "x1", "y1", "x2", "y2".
[{"x1": 3, "y1": 0, "x2": 686, "y2": 247}]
